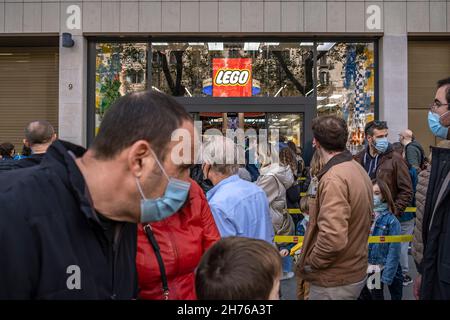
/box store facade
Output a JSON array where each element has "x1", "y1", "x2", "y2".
[{"x1": 0, "y1": 1, "x2": 449, "y2": 155}]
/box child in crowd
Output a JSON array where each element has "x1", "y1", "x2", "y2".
[
  {"x1": 360, "y1": 179, "x2": 403, "y2": 300},
  {"x1": 195, "y1": 237, "x2": 282, "y2": 300}
]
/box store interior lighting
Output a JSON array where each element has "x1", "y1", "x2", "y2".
[
  {"x1": 152, "y1": 43, "x2": 168, "y2": 47},
  {"x1": 243, "y1": 42, "x2": 261, "y2": 51},
  {"x1": 317, "y1": 96, "x2": 327, "y2": 101},
  {"x1": 208, "y1": 42, "x2": 224, "y2": 51},
  {"x1": 300, "y1": 42, "x2": 314, "y2": 46},
  {"x1": 325, "y1": 103, "x2": 338, "y2": 107},
  {"x1": 317, "y1": 42, "x2": 336, "y2": 51},
  {"x1": 329, "y1": 94, "x2": 343, "y2": 99}
]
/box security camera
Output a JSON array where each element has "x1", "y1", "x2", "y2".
[{"x1": 62, "y1": 33, "x2": 75, "y2": 48}]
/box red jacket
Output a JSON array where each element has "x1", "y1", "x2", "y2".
[{"x1": 136, "y1": 179, "x2": 220, "y2": 300}]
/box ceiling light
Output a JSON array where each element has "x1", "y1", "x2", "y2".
[
  {"x1": 208, "y1": 42, "x2": 224, "y2": 51},
  {"x1": 300, "y1": 42, "x2": 314, "y2": 46},
  {"x1": 152, "y1": 42, "x2": 168, "y2": 46},
  {"x1": 317, "y1": 96, "x2": 327, "y2": 101},
  {"x1": 244, "y1": 42, "x2": 260, "y2": 51},
  {"x1": 329, "y1": 94, "x2": 343, "y2": 99},
  {"x1": 317, "y1": 42, "x2": 336, "y2": 51}
]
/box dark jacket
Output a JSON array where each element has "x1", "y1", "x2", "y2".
[
  {"x1": 0, "y1": 140, "x2": 138, "y2": 299},
  {"x1": 355, "y1": 146, "x2": 413, "y2": 216},
  {"x1": 0, "y1": 153, "x2": 45, "y2": 172},
  {"x1": 420, "y1": 147, "x2": 450, "y2": 300}
]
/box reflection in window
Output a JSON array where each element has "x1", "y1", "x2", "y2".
[
  {"x1": 95, "y1": 43, "x2": 148, "y2": 132},
  {"x1": 316, "y1": 42, "x2": 375, "y2": 154},
  {"x1": 151, "y1": 42, "x2": 314, "y2": 97}
]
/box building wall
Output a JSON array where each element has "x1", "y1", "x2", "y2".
[
  {"x1": 408, "y1": 41, "x2": 450, "y2": 151},
  {"x1": 1, "y1": 1, "x2": 449, "y2": 146}
]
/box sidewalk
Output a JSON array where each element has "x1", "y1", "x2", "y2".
[{"x1": 281, "y1": 255, "x2": 417, "y2": 300}]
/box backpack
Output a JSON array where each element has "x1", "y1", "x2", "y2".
[{"x1": 406, "y1": 141, "x2": 426, "y2": 171}]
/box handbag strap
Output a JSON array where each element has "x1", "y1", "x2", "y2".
[{"x1": 143, "y1": 224, "x2": 170, "y2": 300}]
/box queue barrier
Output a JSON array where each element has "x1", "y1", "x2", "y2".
[
  {"x1": 287, "y1": 207, "x2": 417, "y2": 215},
  {"x1": 275, "y1": 234, "x2": 414, "y2": 249}
]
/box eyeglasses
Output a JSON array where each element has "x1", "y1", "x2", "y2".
[{"x1": 429, "y1": 101, "x2": 450, "y2": 112}]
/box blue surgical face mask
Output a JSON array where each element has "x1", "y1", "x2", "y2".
[
  {"x1": 136, "y1": 150, "x2": 191, "y2": 223},
  {"x1": 373, "y1": 195, "x2": 388, "y2": 212},
  {"x1": 374, "y1": 137, "x2": 389, "y2": 153},
  {"x1": 428, "y1": 111, "x2": 449, "y2": 140}
]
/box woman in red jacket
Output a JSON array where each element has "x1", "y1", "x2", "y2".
[{"x1": 136, "y1": 179, "x2": 220, "y2": 300}]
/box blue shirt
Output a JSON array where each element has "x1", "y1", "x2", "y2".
[{"x1": 206, "y1": 175, "x2": 274, "y2": 244}]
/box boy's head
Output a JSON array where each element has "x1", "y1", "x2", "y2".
[{"x1": 195, "y1": 237, "x2": 282, "y2": 300}]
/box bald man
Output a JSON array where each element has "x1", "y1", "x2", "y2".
[
  {"x1": 399, "y1": 129, "x2": 425, "y2": 172},
  {"x1": 0, "y1": 120, "x2": 57, "y2": 172}
]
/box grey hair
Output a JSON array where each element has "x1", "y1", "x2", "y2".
[{"x1": 201, "y1": 135, "x2": 241, "y2": 176}]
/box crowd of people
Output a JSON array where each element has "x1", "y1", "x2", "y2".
[{"x1": 0, "y1": 77, "x2": 449, "y2": 300}]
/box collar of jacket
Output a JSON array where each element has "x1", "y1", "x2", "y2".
[
  {"x1": 316, "y1": 150, "x2": 354, "y2": 180},
  {"x1": 40, "y1": 140, "x2": 102, "y2": 225}
]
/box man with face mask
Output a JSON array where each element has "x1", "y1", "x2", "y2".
[
  {"x1": 0, "y1": 91, "x2": 196, "y2": 299},
  {"x1": 355, "y1": 121, "x2": 413, "y2": 216},
  {"x1": 355, "y1": 120, "x2": 413, "y2": 286},
  {"x1": 416, "y1": 77, "x2": 450, "y2": 300}
]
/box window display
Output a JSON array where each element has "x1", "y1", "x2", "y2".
[
  {"x1": 95, "y1": 43, "x2": 148, "y2": 132},
  {"x1": 316, "y1": 42, "x2": 375, "y2": 154},
  {"x1": 151, "y1": 42, "x2": 314, "y2": 98}
]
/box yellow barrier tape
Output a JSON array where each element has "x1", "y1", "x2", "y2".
[
  {"x1": 287, "y1": 208, "x2": 416, "y2": 215},
  {"x1": 290, "y1": 242, "x2": 303, "y2": 256},
  {"x1": 298, "y1": 177, "x2": 307, "y2": 181},
  {"x1": 275, "y1": 235, "x2": 413, "y2": 244},
  {"x1": 300, "y1": 192, "x2": 307, "y2": 197}
]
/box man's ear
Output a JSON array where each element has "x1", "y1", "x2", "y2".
[
  {"x1": 23, "y1": 139, "x2": 30, "y2": 148},
  {"x1": 127, "y1": 140, "x2": 152, "y2": 178},
  {"x1": 52, "y1": 134, "x2": 57, "y2": 142}
]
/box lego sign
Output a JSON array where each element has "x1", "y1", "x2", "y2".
[{"x1": 213, "y1": 58, "x2": 252, "y2": 97}]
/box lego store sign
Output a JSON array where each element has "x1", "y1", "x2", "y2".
[{"x1": 213, "y1": 58, "x2": 252, "y2": 97}]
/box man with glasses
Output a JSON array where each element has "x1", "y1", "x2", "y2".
[
  {"x1": 415, "y1": 77, "x2": 450, "y2": 300},
  {"x1": 355, "y1": 120, "x2": 413, "y2": 289},
  {"x1": 427, "y1": 77, "x2": 450, "y2": 140}
]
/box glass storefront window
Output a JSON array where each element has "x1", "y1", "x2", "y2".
[
  {"x1": 196, "y1": 112, "x2": 303, "y2": 149},
  {"x1": 316, "y1": 42, "x2": 375, "y2": 154},
  {"x1": 95, "y1": 43, "x2": 148, "y2": 132},
  {"x1": 151, "y1": 42, "x2": 314, "y2": 98}
]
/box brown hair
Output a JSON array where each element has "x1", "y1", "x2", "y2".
[
  {"x1": 195, "y1": 237, "x2": 282, "y2": 300},
  {"x1": 310, "y1": 150, "x2": 325, "y2": 177},
  {"x1": 373, "y1": 179, "x2": 395, "y2": 213},
  {"x1": 280, "y1": 147, "x2": 298, "y2": 175},
  {"x1": 312, "y1": 116, "x2": 349, "y2": 152}
]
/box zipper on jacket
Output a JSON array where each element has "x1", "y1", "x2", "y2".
[
  {"x1": 110, "y1": 223, "x2": 124, "y2": 300},
  {"x1": 164, "y1": 220, "x2": 180, "y2": 280}
]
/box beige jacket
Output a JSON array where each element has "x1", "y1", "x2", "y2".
[
  {"x1": 256, "y1": 163, "x2": 295, "y2": 236},
  {"x1": 412, "y1": 165, "x2": 431, "y2": 267},
  {"x1": 297, "y1": 151, "x2": 373, "y2": 287}
]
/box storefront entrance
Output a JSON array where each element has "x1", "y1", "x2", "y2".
[{"x1": 177, "y1": 97, "x2": 314, "y2": 160}]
